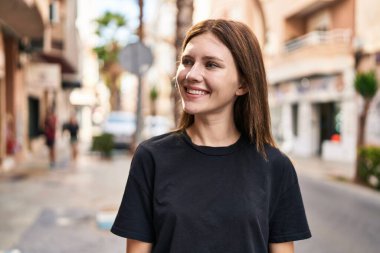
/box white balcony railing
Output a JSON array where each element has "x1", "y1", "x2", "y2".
[{"x1": 284, "y1": 29, "x2": 352, "y2": 53}]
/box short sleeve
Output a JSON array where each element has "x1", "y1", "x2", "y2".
[
  {"x1": 111, "y1": 145, "x2": 155, "y2": 243},
  {"x1": 268, "y1": 156, "x2": 312, "y2": 243}
]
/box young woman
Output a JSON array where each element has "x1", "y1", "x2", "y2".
[{"x1": 111, "y1": 19, "x2": 311, "y2": 253}]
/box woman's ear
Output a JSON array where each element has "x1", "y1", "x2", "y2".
[{"x1": 236, "y1": 84, "x2": 248, "y2": 96}]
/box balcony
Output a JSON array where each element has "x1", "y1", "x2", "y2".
[
  {"x1": 284, "y1": 29, "x2": 351, "y2": 52},
  {"x1": 267, "y1": 29, "x2": 353, "y2": 84},
  {"x1": 284, "y1": 0, "x2": 343, "y2": 19}
]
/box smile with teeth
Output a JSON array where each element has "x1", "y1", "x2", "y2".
[{"x1": 186, "y1": 88, "x2": 208, "y2": 95}]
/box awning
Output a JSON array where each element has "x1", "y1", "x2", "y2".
[
  {"x1": 62, "y1": 80, "x2": 82, "y2": 89},
  {"x1": 39, "y1": 52, "x2": 77, "y2": 74},
  {"x1": 69, "y1": 88, "x2": 97, "y2": 106},
  {"x1": 0, "y1": 0, "x2": 44, "y2": 38}
]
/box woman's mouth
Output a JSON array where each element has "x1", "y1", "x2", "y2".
[{"x1": 185, "y1": 88, "x2": 209, "y2": 95}]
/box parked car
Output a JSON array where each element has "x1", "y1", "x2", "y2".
[
  {"x1": 102, "y1": 111, "x2": 136, "y2": 149},
  {"x1": 142, "y1": 115, "x2": 174, "y2": 140}
]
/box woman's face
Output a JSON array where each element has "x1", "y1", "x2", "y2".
[{"x1": 176, "y1": 32, "x2": 246, "y2": 118}]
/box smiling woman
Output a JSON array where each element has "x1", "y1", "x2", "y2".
[
  {"x1": 111, "y1": 19, "x2": 311, "y2": 253},
  {"x1": 176, "y1": 32, "x2": 245, "y2": 118}
]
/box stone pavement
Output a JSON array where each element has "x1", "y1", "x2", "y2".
[{"x1": 0, "y1": 148, "x2": 131, "y2": 253}]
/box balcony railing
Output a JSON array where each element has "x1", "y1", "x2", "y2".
[{"x1": 284, "y1": 29, "x2": 351, "y2": 53}]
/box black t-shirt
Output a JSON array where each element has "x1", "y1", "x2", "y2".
[
  {"x1": 63, "y1": 123, "x2": 79, "y2": 141},
  {"x1": 111, "y1": 131, "x2": 311, "y2": 252}
]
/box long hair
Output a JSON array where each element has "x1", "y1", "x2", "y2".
[{"x1": 176, "y1": 19, "x2": 276, "y2": 158}]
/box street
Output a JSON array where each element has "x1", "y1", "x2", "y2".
[
  {"x1": 1, "y1": 151, "x2": 380, "y2": 253},
  {"x1": 296, "y1": 175, "x2": 380, "y2": 253}
]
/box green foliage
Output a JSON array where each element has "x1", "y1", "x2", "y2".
[
  {"x1": 93, "y1": 44, "x2": 119, "y2": 65},
  {"x1": 357, "y1": 146, "x2": 380, "y2": 190},
  {"x1": 92, "y1": 11, "x2": 128, "y2": 68},
  {"x1": 354, "y1": 71, "x2": 378, "y2": 99},
  {"x1": 150, "y1": 86, "x2": 159, "y2": 101},
  {"x1": 94, "y1": 11, "x2": 127, "y2": 39},
  {"x1": 92, "y1": 11, "x2": 129, "y2": 110},
  {"x1": 91, "y1": 133, "x2": 114, "y2": 158}
]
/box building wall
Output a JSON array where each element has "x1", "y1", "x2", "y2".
[
  {"x1": 0, "y1": 0, "x2": 83, "y2": 170},
  {"x1": 194, "y1": 0, "x2": 266, "y2": 46},
  {"x1": 356, "y1": 0, "x2": 380, "y2": 53},
  {"x1": 63, "y1": 0, "x2": 81, "y2": 72},
  {"x1": 0, "y1": 29, "x2": 5, "y2": 164},
  {"x1": 261, "y1": 0, "x2": 359, "y2": 162}
]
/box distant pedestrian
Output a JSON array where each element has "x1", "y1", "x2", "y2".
[
  {"x1": 44, "y1": 108, "x2": 57, "y2": 167},
  {"x1": 112, "y1": 19, "x2": 311, "y2": 253},
  {"x1": 6, "y1": 114, "x2": 16, "y2": 155},
  {"x1": 63, "y1": 114, "x2": 80, "y2": 161}
]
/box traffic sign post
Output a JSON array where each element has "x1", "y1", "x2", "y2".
[
  {"x1": 118, "y1": 41, "x2": 153, "y2": 76},
  {"x1": 118, "y1": 41, "x2": 153, "y2": 149}
]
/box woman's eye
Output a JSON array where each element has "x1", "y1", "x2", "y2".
[
  {"x1": 182, "y1": 58, "x2": 193, "y2": 66},
  {"x1": 206, "y1": 62, "x2": 218, "y2": 68}
]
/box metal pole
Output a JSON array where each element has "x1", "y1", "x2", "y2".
[
  {"x1": 135, "y1": 74, "x2": 143, "y2": 146},
  {"x1": 132, "y1": 0, "x2": 144, "y2": 150}
]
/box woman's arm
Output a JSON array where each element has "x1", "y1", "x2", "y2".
[
  {"x1": 269, "y1": 242, "x2": 294, "y2": 253},
  {"x1": 127, "y1": 239, "x2": 153, "y2": 253}
]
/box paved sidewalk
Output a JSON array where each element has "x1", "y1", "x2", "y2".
[
  {"x1": 0, "y1": 149, "x2": 131, "y2": 253},
  {"x1": 0, "y1": 137, "x2": 72, "y2": 180},
  {"x1": 291, "y1": 155, "x2": 355, "y2": 181}
]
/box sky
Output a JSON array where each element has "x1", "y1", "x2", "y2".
[{"x1": 77, "y1": 0, "x2": 157, "y2": 46}]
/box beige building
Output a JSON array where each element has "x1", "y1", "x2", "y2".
[
  {"x1": 263, "y1": 0, "x2": 380, "y2": 162},
  {"x1": 0, "y1": 0, "x2": 47, "y2": 170},
  {"x1": 0, "y1": 0, "x2": 82, "y2": 171},
  {"x1": 194, "y1": 0, "x2": 266, "y2": 46},
  {"x1": 193, "y1": 0, "x2": 380, "y2": 162},
  {"x1": 263, "y1": 0, "x2": 357, "y2": 161}
]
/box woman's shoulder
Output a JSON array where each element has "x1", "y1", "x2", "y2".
[
  {"x1": 138, "y1": 131, "x2": 184, "y2": 152},
  {"x1": 264, "y1": 144, "x2": 292, "y2": 165},
  {"x1": 263, "y1": 144, "x2": 299, "y2": 187}
]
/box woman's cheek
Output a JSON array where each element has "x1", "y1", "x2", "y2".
[{"x1": 176, "y1": 66, "x2": 187, "y2": 82}]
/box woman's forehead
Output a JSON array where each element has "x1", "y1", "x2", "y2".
[{"x1": 183, "y1": 33, "x2": 232, "y2": 58}]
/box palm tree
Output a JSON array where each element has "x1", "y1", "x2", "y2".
[
  {"x1": 172, "y1": 0, "x2": 194, "y2": 125},
  {"x1": 354, "y1": 71, "x2": 378, "y2": 182},
  {"x1": 93, "y1": 11, "x2": 128, "y2": 111}
]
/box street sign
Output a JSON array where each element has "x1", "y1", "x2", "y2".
[{"x1": 118, "y1": 41, "x2": 153, "y2": 76}]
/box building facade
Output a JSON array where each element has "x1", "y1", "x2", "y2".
[
  {"x1": 0, "y1": 0, "x2": 82, "y2": 171},
  {"x1": 263, "y1": 0, "x2": 380, "y2": 162},
  {"x1": 263, "y1": 0, "x2": 357, "y2": 161}
]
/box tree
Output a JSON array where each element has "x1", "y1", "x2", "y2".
[
  {"x1": 172, "y1": 0, "x2": 194, "y2": 125},
  {"x1": 150, "y1": 86, "x2": 159, "y2": 116},
  {"x1": 354, "y1": 71, "x2": 378, "y2": 182},
  {"x1": 93, "y1": 11, "x2": 128, "y2": 111}
]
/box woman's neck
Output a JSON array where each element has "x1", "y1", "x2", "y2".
[{"x1": 186, "y1": 116, "x2": 240, "y2": 147}]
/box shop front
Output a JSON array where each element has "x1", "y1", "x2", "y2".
[{"x1": 270, "y1": 73, "x2": 357, "y2": 162}]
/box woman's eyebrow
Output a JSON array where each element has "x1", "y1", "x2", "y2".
[
  {"x1": 181, "y1": 54, "x2": 193, "y2": 59},
  {"x1": 202, "y1": 56, "x2": 224, "y2": 62}
]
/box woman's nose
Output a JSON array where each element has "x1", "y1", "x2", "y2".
[{"x1": 185, "y1": 64, "x2": 202, "y2": 82}]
